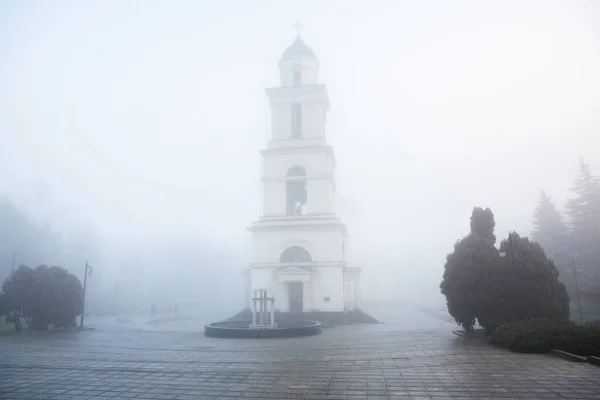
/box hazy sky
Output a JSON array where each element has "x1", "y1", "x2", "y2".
[{"x1": 1, "y1": 0, "x2": 599, "y2": 301}]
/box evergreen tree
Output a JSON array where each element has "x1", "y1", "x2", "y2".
[
  {"x1": 470, "y1": 207, "x2": 496, "y2": 245},
  {"x1": 441, "y1": 207, "x2": 501, "y2": 331},
  {"x1": 565, "y1": 160, "x2": 600, "y2": 291},
  {"x1": 441, "y1": 234, "x2": 501, "y2": 331},
  {"x1": 441, "y1": 207, "x2": 571, "y2": 334},
  {"x1": 532, "y1": 191, "x2": 569, "y2": 258},
  {"x1": 531, "y1": 192, "x2": 571, "y2": 283},
  {"x1": 477, "y1": 233, "x2": 570, "y2": 334}
]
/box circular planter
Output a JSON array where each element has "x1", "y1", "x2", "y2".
[{"x1": 204, "y1": 320, "x2": 321, "y2": 338}]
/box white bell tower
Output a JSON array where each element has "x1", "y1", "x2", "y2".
[{"x1": 247, "y1": 28, "x2": 361, "y2": 313}]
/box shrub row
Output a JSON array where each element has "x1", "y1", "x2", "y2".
[{"x1": 490, "y1": 318, "x2": 600, "y2": 356}]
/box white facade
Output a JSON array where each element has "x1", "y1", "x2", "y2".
[{"x1": 247, "y1": 34, "x2": 361, "y2": 313}]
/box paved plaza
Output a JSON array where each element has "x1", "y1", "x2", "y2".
[{"x1": 1, "y1": 304, "x2": 599, "y2": 399}]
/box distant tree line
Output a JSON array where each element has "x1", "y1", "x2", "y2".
[
  {"x1": 531, "y1": 159, "x2": 600, "y2": 306},
  {"x1": 0, "y1": 196, "x2": 62, "y2": 280},
  {"x1": 0, "y1": 194, "x2": 99, "y2": 283}
]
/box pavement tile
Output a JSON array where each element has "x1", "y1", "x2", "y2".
[{"x1": 0, "y1": 306, "x2": 599, "y2": 399}]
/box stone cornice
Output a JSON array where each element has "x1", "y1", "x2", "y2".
[
  {"x1": 247, "y1": 218, "x2": 347, "y2": 236},
  {"x1": 345, "y1": 267, "x2": 362, "y2": 275},
  {"x1": 260, "y1": 213, "x2": 335, "y2": 219},
  {"x1": 260, "y1": 145, "x2": 333, "y2": 157},
  {"x1": 251, "y1": 261, "x2": 346, "y2": 269},
  {"x1": 265, "y1": 84, "x2": 330, "y2": 111},
  {"x1": 261, "y1": 174, "x2": 332, "y2": 182}
]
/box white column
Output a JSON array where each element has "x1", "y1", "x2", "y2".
[
  {"x1": 351, "y1": 281, "x2": 357, "y2": 311},
  {"x1": 307, "y1": 280, "x2": 313, "y2": 311},
  {"x1": 251, "y1": 289, "x2": 257, "y2": 327},
  {"x1": 245, "y1": 278, "x2": 251, "y2": 309},
  {"x1": 302, "y1": 282, "x2": 308, "y2": 312},
  {"x1": 270, "y1": 294, "x2": 275, "y2": 327}
]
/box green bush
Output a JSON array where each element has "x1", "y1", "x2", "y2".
[
  {"x1": 490, "y1": 318, "x2": 600, "y2": 356},
  {"x1": 2, "y1": 265, "x2": 83, "y2": 331}
]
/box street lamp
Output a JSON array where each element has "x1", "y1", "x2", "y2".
[
  {"x1": 498, "y1": 232, "x2": 514, "y2": 263},
  {"x1": 80, "y1": 262, "x2": 92, "y2": 329}
]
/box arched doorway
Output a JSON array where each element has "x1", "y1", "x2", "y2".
[
  {"x1": 288, "y1": 281, "x2": 303, "y2": 313},
  {"x1": 280, "y1": 246, "x2": 311, "y2": 312}
]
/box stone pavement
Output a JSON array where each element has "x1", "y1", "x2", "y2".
[
  {"x1": 83, "y1": 308, "x2": 238, "y2": 333},
  {"x1": 1, "y1": 304, "x2": 599, "y2": 399}
]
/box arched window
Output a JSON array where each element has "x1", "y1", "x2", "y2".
[
  {"x1": 293, "y1": 70, "x2": 302, "y2": 86},
  {"x1": 286, "y1": 166, "x2": 307, "y2": 216},
  {"x1": 280, "y1": 246, "x2": 312, "y2": 263},
  {"x1": 287, "y1": 165, "x2": 307, "y2": 177}
]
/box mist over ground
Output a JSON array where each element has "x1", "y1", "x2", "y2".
[{"x1": 1, "y1": 0, "x2": 599, "y2": 314}]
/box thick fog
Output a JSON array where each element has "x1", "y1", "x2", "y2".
[{"x1": 1, "y1": 0, "x2": 599, "y2": 313}]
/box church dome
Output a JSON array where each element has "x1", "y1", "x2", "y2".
[{"x1": 280, "y1": 37, "x2": 317, "y2": 61}]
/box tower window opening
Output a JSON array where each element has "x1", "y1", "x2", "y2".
[
  {"x1": 293, "y1": 70, "x2": 302, "y2": 86},
  {"x1": 286, "y1": 166, "x2": 307, "y2": 216},
  {"x1": 287, "y1": 165, "x2": 307, "y2": 177},
  {"x1": 287, "y1": 180, "x2": 307, "y2": 216},
  {"x1": 291, "y1": 103, "x2": 302, "y2": 138}
]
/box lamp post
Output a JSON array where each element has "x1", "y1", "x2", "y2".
[{"x1": 80, "y1": 262, "x2": 92, "y2": 329}]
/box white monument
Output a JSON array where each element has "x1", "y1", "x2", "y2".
[{"x1": 246, "y1": 29, "x2": 361, "y2": 313}]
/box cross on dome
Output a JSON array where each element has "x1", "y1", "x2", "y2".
[
  {"x1": 280, "y1": 21, "x2": 317, "y2": 62},
  {"x1": 293, "y1": 20, "x2": 304, "y2": 38}
]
